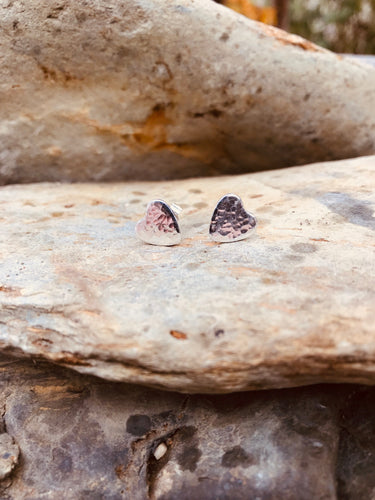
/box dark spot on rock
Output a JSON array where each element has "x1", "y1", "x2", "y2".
[
  {"x1": 52, "y1": 447, "x2": 73, "y2": 473},
  {"x1": 185, "y1": 262, "x2": 200, "y2": 271},
  {"x1": 2, "y1": 452, "x2": 10, "y2": 459},
  {"x1": 177, "y1": 446, "x2": 202, "y2": 472},
  {"x1": 304, "y1": 93, "x2": 311, "y2": 101},
  {"x1": 176, "y1": 53, "x2": 182, "y2": 64},
  {"x1": 215, "y1": 329, "x2": 224, "y2": 337},
  {"x1": 130, "y1": 199, "x2": 140, "y2": 204},
  {"x1": 76, "y1": 12, "x2": 87, "y2": 23},
  {"x1": 126, "y1": 414, "x2": 151, "y2": 436},
  {"x1": 285, "y1": 254, "x2": 304, "y2": 262},
  {"x1": 221, "y1": 446, "x2": 254, "y2": 468},
  {"x1": 39, "y1": 64, "x2": 57, "y2": 81},
  {"x1": 256, "y1": 86, "x2": 263, "y2": 93},
  {"x1": 32, "y1": 45, "x2": 41, "y2": 56},
  {"x1": 189, "y1": 188, "x2": 202, "y2": 194},
  {"x1": 46, "y1": 5, "x2": 65, "y2": 19},
  {"x1": 319, "y1": 192, "x2": 375, "y2": 230},
  {"x1": 178, "y1": 426, "x2": 197, "y2": 440},
  {"x1": 209, "y1": 109, "x2": 222, "y2": 118},
  {"x1": 194, "y1": 201, "x2": 208, "y2": 209},
  {"x1": 115, "y1": 464, "x2": 127, "y2": 480},
  {"x1": 192, "y1": 109, "x2": 222, "y2": 118},
  {"x1": 223, "y1": 98, "x2": 235, "y2": 107},
  {"x1": 262, "y1": 277, "x2": 276, "y2": 285},
  {"x1": 152, "y1": 103, "x2": 165, "y2": 113},
  {"x1": 220, "y1": 32, "x2": 229, "y2": 42},
  {"x1": 291, "y1": 243, "x2": 317, "y2": 254},
  {"x1": 117, "y1": 46, "x2": 130, "y2": 58},
  {"x1": 153, "y1": 410, "x2": 176, "y2": 425}
]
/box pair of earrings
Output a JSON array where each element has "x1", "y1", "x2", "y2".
[{"x1": 136, "y1": 194, "x2": 256, "y2": 246}]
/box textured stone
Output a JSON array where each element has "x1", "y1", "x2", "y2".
[
  {"x1": 0, "y1": 434, "x2": 19, "y2": 481},
  {"x1": 1, "y1": 0, "x2": 375, "y2": 183},
  {"x1": 0, "y1": 356, "x2": 375, "y2": 499},
  {"x1": 0, "y1": 155, "x2": 374, "y2": 393}
]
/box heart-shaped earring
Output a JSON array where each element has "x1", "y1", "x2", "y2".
[
  {"x1": 136, "y1": 200, "x2": 182, "y2": 246},
  {"x1": 209, "y1": 194, "x2": 256, "y2": 243}
]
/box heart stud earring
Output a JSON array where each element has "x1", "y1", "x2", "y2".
[
  {"x1": 136, "y1": 200, "x2": 182, "y2": 246},
  {"x1": 209, "y1": 194, "x2": 256, "y2": 243}
]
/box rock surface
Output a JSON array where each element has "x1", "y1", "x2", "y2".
[
  {"x1": 0, "y1": 155, "x2": 374, "y2": 393},
  {"x1": 345, "y1": 54, "x2": 375, "y2": 68},
  {"x1": 0, "y1": 434, "x2": 19, "y2": 482},
  {"x1": 1, "y1": 0, "x2": 375, "y2": 183},
  {"x1": 0, "y1": 355, "x2": 375, "y2": 499}
]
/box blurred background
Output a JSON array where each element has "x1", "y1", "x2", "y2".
[{"x1": 216, "y1": 0, "x2": 375, "y2": 54}]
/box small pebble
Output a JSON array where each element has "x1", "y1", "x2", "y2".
[{"x1": 153, "y1": 442, "x2": 167, "y2": 460}]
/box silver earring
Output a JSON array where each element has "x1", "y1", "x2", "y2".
[
  {"x1": 136, "y1": 200, "x2": 182, "y2": 246},
  {"x1": 209, "y1": 194, "x2": 256, "y2": 243}
]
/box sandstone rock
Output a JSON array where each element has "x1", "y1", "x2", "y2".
[
  {"x1": 0, "y1": 355, "x2": 374, "y2": 499},
  {"x1": 0, "y1": 155, "x2": 374, "y2": 393},
  {"x1": 1, "y1": 0, "x2": 375, "y2": 183}
]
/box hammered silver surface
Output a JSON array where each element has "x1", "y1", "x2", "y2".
[
  {"x1": 209, "y1": 194, "x2": 256, "y2": 242},
  {"x1": 136, "y1": 200, "x2": 181, "y2": 246}
]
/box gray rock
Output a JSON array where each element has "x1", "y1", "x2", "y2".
[
  {"x1": 0, "y1": 155, "x2": 375, "y2": 393},
  {"x1": 0, "y1": 355, "x2": 374, "y2": 499},
  {"x1": 0, "y1": 434, "x2": 19, "y2": 481},
  {"x1": 344, "y1": 54, "x2": 375, "y2": 68},
  {"x1": 1, "y1": 0, "x2": 375, "y2": 183}
]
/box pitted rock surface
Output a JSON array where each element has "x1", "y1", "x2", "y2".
[
  {"x1": 0, "y1": 356, "x2": 374, "y2": 499},
  {"x1": 0, "y1": 156, "x2": 374, "y2": 393}
]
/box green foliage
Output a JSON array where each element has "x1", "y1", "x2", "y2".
[{"x1": 290, "y1": 0, "x2": 375, "y2": 54}]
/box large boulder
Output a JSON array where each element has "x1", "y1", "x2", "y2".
[
  {"x1": 0, "y1": 0, "x2": 375, "y2": 183},
  {"x1": 0, "y1": 155, "x2": 374, "y2": 392},
  {"x1": 0, "y1": 355, "x2": 375, "y2": 499}
]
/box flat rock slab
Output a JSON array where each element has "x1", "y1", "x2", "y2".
[
  {"x1": 1, "y1": 0, "x2": 375, "y2": 183},
  {"x1": 0, "y1": 155, "x2": 375, "y2": 393},
  {"x1": 1, "y1": 355, "x2": 375, "y2": 499}
]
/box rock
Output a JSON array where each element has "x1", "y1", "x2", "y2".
[
  {"x1": 0, "y1": 155, "x2": 374, "y2": 393},
  {"x1": 1, "y1": 0, "x2": 375, "y2": 183},
  {"x1": 0, "y1": 434, "x2": 19, "y2": 481},
  {"x1": 0, "y1": 355, "x2": 374, "y2": 499},
  {"x1": 344, "y1": 55, "x2": 375, "y2": 68}
]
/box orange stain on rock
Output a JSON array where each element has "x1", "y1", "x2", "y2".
[{"x1": 170, "y1": 330, "x2": 188, "y2": 340}]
